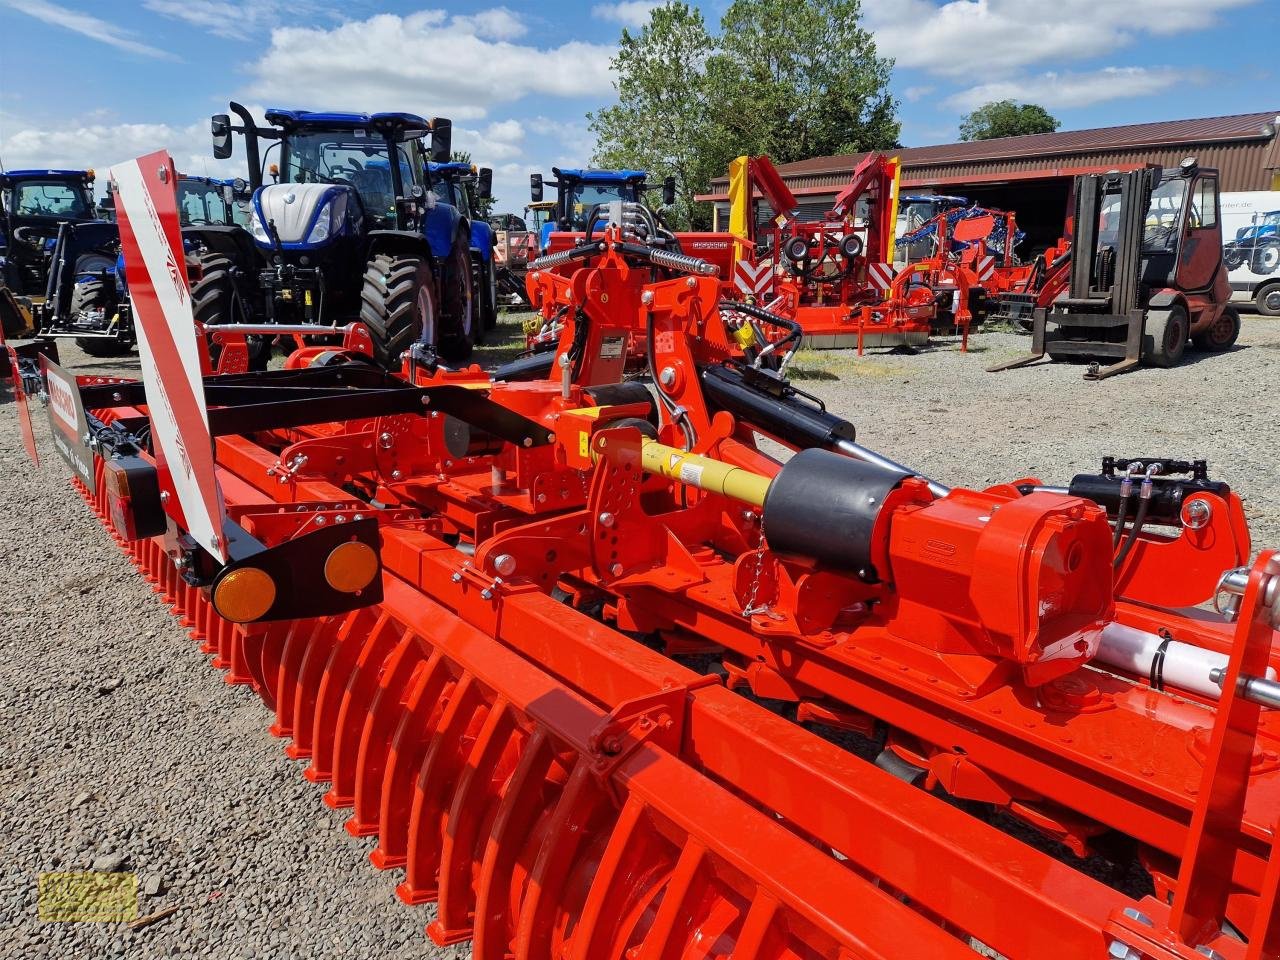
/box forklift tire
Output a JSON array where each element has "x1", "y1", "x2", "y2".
[
  {"x1": 1192, "y1": 306, "x2": 1241, "y2": 352},
  {"x1": 359, "y1": 253, "x2": 440, "y2": 371},
  {"x1": 1143, "y1": 306, "x2": 1188, "y2": 368},
  {"x1": 438, "y1": 236, "x2": 475, "y2": 366},
  {"x1": 72, "y1": 279, "x2": 132, "y2": 357},
  {"x1": 193, "y1": 253, "x2": 268, "y2": 371}
]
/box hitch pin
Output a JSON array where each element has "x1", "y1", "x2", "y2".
[{"x1": 1210, "y1": 667, "x2": 1280, "y2": 710}]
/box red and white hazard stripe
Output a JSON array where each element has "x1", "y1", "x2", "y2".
[
  {"x1": 112, "y1": 150, "x2": 227, "y2": 561},
  {"x1": 974, "y1": 255, "x2": 996, "y2": 282},
  {"x1": 733, "y1": 259, "x2": 774, "y2": 299},
  {"x1": 866, "y1": 262, "x2": 895, "y2": 290}
]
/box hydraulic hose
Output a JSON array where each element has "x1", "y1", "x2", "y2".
[{"x1": 1114, "y1": 465, "x2": 1161, "y2": 571}]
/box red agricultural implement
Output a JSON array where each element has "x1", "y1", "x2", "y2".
[{"x1": 12, "y1": 150, "x2": 1280, "y2": 959}]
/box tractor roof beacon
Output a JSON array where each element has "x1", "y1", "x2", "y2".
[
  {"x1": 0, "y1": 168, "x2": 101, "y2": 298},
  {"x1": 428, "y1": 161, "x2": 498, "y2": 337},
  {"x1": 529, "y1": 167, "x2": 675, "y2": 252},
  {"x1": 210, "y1": 101, "x2": 475, "y2": 369}
]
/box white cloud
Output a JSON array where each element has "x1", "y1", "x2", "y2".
[
  {"x1": 865, "y1": 0, "x2": 1258, "y2": 78},
  {"x1": 943, "y1": 66, "x2": 1188, "y2": 112},
  {"x1": 592, "y1": 0, "x2": 662, "y2": 28},
  {"x1": 451, "y1": 7, "x2": 527, "y2": 40},
  {"x1": 0, "y1": 109, "x2": 239, "y2": 188},
  {"x1": 243, "y1": 11, "x2": 615, "y2": 122},
  {"x1": 4, "y1": 0, "x2": 178, "y2": 59},
  {"x1": 903, "y1": 85, "x2": 935, "y2": 103}
]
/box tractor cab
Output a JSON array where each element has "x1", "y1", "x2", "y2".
[
  {"x1": 0, "y1": 169, "x2": 99, "y2": 295},
  {"x1": 176, "y1": 175, "x2": 250, "y2": 229},
  {"x1": 529, "y1": 168, "x2": 674, "y2": 252}
]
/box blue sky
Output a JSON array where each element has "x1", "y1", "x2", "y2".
[{"x1": 0, "y1": 0, "x2": 1275, "y2": 210}]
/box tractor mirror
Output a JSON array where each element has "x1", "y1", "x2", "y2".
[
  {"x1": 212, "y1": 114, "x2": 233, "y2": 160},
  {"x1": 662, "y1": 175, "x2": 676, "y2": 206},
  {"x1": 429, "y1": 118, "x2": 452, "y2": 163},
  {"x1": 477, "y1": 167, "x2": 493, "y2": 200},
  {"x1": 530, "y1": 173, "x2": 543, "y2": 202}
]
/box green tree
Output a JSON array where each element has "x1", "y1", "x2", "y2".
[
  {"x1": 589, "y1": 0, "x2": 898, "y2": 228},
  {"x1": 708, "y1": 0, "x2": 899, "y2": 163},
  {"x1": 958, "y1": 100, "x2": 1060, "y2": 141},
  {"x1": 588, "y1": 3, "x2": 724, "y2": 229}
]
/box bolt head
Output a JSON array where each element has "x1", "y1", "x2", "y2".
[
  {"x1": 1107, "y1": 942, "x2": 1140, "y2": 960},
  {"x1": 493, "y1": 553, "x2": 517, "y2": 576},
  {"x1": 685, "y1": 276, "x2": 696, "y2": 288},
  {"x1": 480, "y1": 588, "x2": 494, "y2": 600},
  {"x1": 391, "y1": 469, "x2": 403, "y2": 480},
  {"x1": 659, "y1": 366, "x2": 676, "y2": 387},
  {"x1": 598, "y1": 511, "x2": 616, "y2": 528},
  {"x1": 451, "y1": 572, "x2": 463, "y2": 583},
  {"x1": 159, "y1": 491, "x2": 170, "y2": 503},
  {"x1": 641, "y1": 290, "x2": 654, "y2": 305},
  {"x1": 610, "y1": 563, "x2": 624, "y2": 577},
  {"x1": 1183, "y1": 498, "x2": 1212, "y2": 530},
  {"x1": 314, "y1": 516, "x2": 326, "y2": 526},
  {"x1": 1121, "y1": 908, "x2": 1154, "y2": 927}
]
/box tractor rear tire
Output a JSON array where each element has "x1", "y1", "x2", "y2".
[
  {"x1": 359, "y1": 253, "x2": 440, "y2": 371},
  {"x1": 193, "y1": 253, "x2": 268, "y2": 371},
  {"x1": 1192, "y1": 306, "x2": 1241, "y2": 352},
  {"x1": 438, "y1": 236, "x2": 475, "y2": 365},
  {"x1": 72, "y1": 279, "x2": 132, "y2": 357},
  {"x1": 1143, "y1": 306, "x2": 1188, "y2": 368}
]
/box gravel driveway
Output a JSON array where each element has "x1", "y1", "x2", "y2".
[{"x1": 1, "y1": 313, "x2": 1275, "y2": 958}]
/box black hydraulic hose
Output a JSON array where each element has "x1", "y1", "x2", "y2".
[
  {"x1": 720, "y1": 299, "x2": 802, "y2": 357},
  {"x1": 1113, "y1": 495, "x2": 1149, "y2": 571},
  {"x1": 1111, "y1": 495, "x2": 1130, "y2": 551}
]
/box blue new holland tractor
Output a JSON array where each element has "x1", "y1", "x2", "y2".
[
  {"x1": 45, "y1": 175, "x2": 251, "y2": 356},
  {"x1": 211, "y1": 102, "x2": 476, "y2": 368},
  {"x1": 528, "y1": 167, "x2": 675, "y2": 253},
  {"x1": 428, "y1": 160, "x2": 498, "y2": 335}
]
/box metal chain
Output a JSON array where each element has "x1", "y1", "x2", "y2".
[{"x1": 741, "y1": 520, "x2": 770, "y2": 618}]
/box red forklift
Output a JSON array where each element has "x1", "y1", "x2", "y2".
[{"x1": 990, "y1": 159, "x2": 1239, "y2": 379}]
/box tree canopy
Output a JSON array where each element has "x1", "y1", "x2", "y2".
[
  {"x1": 588, "y1": 0, "x2": 898, "y2": 228},
  {"x1": 958, "y1": 100, "x2": 1060, "y2": 141}
]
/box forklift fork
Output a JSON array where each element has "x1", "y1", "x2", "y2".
[
  {"x1": 986, "y1": 306, "x2": 1047, "y2": 372},
  {"x1": 1083, "y1": 308, "x2": 1146, "y2": 380}
]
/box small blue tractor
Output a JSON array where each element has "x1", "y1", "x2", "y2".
[
  {"x1": 1223, "y1": 208, "x2": 1279, "y2": 276},
  {"x1": 427, "y1": 160, "x2": 497, "y2": 335},
  {"x1": 528, "y1": 167, "x2": 675, "y2": 253},
  {"x1": 0, "y1": 169, "x2": 112, "y2": 339},
  {"x1": 41, "y1": 175, "x2": 251, "y2": 356},
  {"x1": 211, "y1": 101, "x2": 475, "y2": 368}
]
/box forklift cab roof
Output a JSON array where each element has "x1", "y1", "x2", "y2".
[{"x1": 264, "y1": 108, "x2": 433, "y2": 141}]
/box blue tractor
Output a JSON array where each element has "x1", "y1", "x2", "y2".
[
  {"x1": 428, "y1": 160, "x2": 498, "y2": 335},
  {"x1": 1223, "y1": 208, "x2": 1279, "y2": 276},
  {"x1": 528, "y1": 167, "x2": 675, "y2": 253},
  {"x1": 210, "y1": 102, "x2": 476, "y2": 368},
  {"x1": 47, "y1": 175, "x2": 251, "y2": 356},
  {"x1": 0, "y1": 168, "x2": 108, "y2": 301}
]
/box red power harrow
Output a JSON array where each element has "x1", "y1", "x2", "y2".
[{"x1": 13, "y1": 151, "x2": 1280, "y2": 959}]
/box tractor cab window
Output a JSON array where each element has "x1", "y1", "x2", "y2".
[
  {"x1": 431, "y1": 178, "x2": 472, "y2": 218},
  {"x1": 12, "y1": 180, "x2": 92, "y2": 219},
  {"x1": 564, "y1": 181, "x2": 638, "y2": 229},
  {"x1": 282, "y1": 130, "x2": 419, "y2": 225},
  {"x1": 178, "y1": 182, "x2": 229, "y2": 226},
  {"x1": 527, "y1": 206, "x2": 553, "y2": 231}
]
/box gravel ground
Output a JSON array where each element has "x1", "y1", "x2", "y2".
[{"x1": 0, "y1": 311, "x2": 1276, "y2": 958}]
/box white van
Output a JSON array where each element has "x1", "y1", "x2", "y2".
[{"x1": 1221, "y1": 191, "x2": 1280, "y2": 315}]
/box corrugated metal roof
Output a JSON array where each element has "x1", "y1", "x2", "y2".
[{"x1": 706, "y1": 111, "x2": 1280, "y2": 192}]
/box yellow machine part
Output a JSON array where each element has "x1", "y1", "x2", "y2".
[
  {"x1": 0, "y1": 287, "x2": 36, "y2": 339},
  {"x1": 885, "y1": 156, "x2": 902, "y2": 267},
  {"x1": 727, "y1": 156, "x2": 750, "y2": 266}
]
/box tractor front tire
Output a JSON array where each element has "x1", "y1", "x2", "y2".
[
  {"x1": 72, "y1": 279, "x2": 132, "y2": 357},
  {"x1": 359, "y1": 253, "x2": 440, "y2": 371},
  {"x1": 192, "y1": 253, "x2": 268, "y2": 371},
  {"x1": 1144, "y1": 306, "x2": 1188, "y2": 369},
  {"x1": 1252, "y1": 240, "x2": 1280, "y2": 276},
  {"x1": 1192, "y1": 306, "x2": 1241, "y2": 352}
]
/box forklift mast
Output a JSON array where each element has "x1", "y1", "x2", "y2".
[{"x1": 1070, "y1": 167, "x2": 1160, "y2": 313}]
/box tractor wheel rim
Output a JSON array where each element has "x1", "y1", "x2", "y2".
[
  {"x1": 1209, "y1": 312, "x2": 1235, "y2": 344},
  {"x1": 1261, "y1": 246, "x2": 1280, "y2": 272},
  {"x1": 1265, "y1": 288, "x2": 1280, "y2": 311},
  {"x1": 417, "y1": 286, "x2": 436, "y2": 345}
]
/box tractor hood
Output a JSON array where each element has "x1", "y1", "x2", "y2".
[{"x1": 250, "y1": 183, "x2": 356, "y2": 249}]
